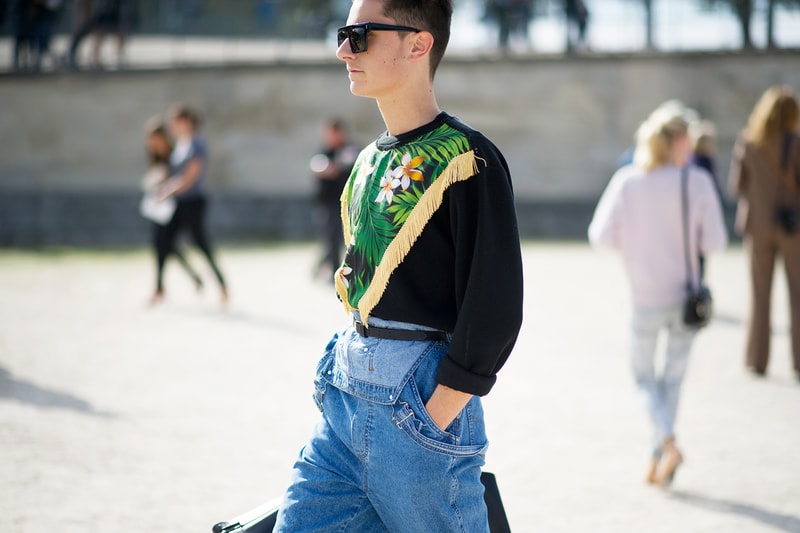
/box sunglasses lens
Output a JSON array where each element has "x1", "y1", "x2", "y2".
[
  {"x1": 337, "y1": 26, "x2": 367, "y2": 53},
  {"x1": 350, "y1": 27, "x2": 367, "y2": 52},
  {"x1": 337, "y1": 29, "x2": 349, "y2": 47}
]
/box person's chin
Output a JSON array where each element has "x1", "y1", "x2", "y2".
[{"x1": 349, "y1": 81, "x2": 372, "y2": 98}]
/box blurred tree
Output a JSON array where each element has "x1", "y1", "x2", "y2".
[
  {"x1": 700, "y1": 0, "x2": 800, "y2": 49},
  {"x1": 623, "y1": 0, "x2": 655, "y2": 50},
  {"x1": 766, "y1": 0, "x2": 800, "y2": 48},
  {"x1": 700, "y1": 0, "x2": 754, "y2": 48},
  {"x1": 643, "y1": 0, "x2": 654, "y2": 49}
]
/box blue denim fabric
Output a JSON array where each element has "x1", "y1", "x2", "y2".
[
  {"x1": 630, "y1": 306, "x2": 696, "y2": 457},
  {"x1": 274, "y1": 318, "x2": 490, "y2": 533}
]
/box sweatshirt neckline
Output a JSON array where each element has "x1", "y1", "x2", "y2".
[{"x1": 375, "y1": 112, "x2": 450, "y2": 151}]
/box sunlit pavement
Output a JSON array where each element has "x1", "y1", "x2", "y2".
[{"x1": 1, "y1": 242, "x2": 798, "y2": 533}]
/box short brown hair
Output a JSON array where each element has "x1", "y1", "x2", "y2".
[
  {"x1": 169, "y1": 102, "x2": 202, "y2": 131},
  {"x1": 381, "y1": 0, "x2": 452, "y2": 79}
]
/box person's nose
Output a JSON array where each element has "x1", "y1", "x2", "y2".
[{"x1": 336, "y1": 38, "x2": 354, "y2": 61}]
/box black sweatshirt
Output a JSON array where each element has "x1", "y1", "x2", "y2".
[{"x1": 341, "y1": 113, "x2": 523, "y2": 397}]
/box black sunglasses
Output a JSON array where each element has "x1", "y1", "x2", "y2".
[{"x1": 336, "y1": 22, "x2": 422, "y2": 54}]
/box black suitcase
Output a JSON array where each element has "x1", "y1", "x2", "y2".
[{"x1": 213, "y1": 472, "x2": 511, "y2": 533}]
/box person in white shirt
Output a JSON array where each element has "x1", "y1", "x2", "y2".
[{"x1": 588, "y1": 103, "x2": 728, "y2": 486}]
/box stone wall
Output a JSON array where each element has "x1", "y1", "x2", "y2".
[{"x1": 1, "y1": 50, "x2": 797, "y2": 246}]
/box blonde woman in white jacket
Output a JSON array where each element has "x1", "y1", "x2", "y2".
[{"x1": 589, "y1": 105, "x2": 728, "y2": 486}]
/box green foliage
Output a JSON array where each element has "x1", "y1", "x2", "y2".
[
  {"x1": 387, "y1": 185, "x2": 425, "y2": 226},
  {"x1": 354, "y1": 186, "x2": 398, "y2": 267},
  {"x1": 404, "y1": 127, "x2": 471, "y2": 168}
]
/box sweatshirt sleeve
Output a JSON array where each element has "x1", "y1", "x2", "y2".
[
  {"x1": 588, "y1": 170, "x2": 626, "y2": 250},
  {"x1": 434, "y1": 143, "x2": 524, "y2": 397}
]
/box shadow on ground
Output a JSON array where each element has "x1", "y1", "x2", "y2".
[
  {"x1": 0, "y1": 367, "x2": 114, "y2": 418},
  {"x1": 670, "y1": 490, "x2": 800, "y2": 533}
]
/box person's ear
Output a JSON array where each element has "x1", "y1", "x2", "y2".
[{"x1": 408, "y1": 30, "x2": 434, "y2": 62}]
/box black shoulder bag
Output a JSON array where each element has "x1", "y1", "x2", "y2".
[
  {"x1": 775, "y1": 133, "x2": 800, "y2": 234},
  {"x1": 681, "y1": 166, "x2": 713, "y2": 329}
]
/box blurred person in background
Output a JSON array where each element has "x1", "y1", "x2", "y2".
[
  {"x1": 589, "y1": 105, "x2": 728, "y2": 486},
  {"x1": 11, "y1": 0, "x2": 60, "y2": 71},
  {"x1": 690, "y1": 119, "x2": 724, "y2": 202},
  {"x1": 67, "y1": 0, "x2": 136, "y2": 69},
  {"x1": 484, "y1": 0, "x2": 532, "y2": 52},
  {"x1": 309, "y1": 117, "x2": 360, "y2": 282},
  {"x1": 729, "y1": 86, "x2": 800, "y2": 381},
  {"x1": 11, "y1": 0, "x2": 37, "y2": 71},
  {"x1": 141, "y1": 117, "x2": 204, "y2": 305},
  {"x1": 563, "y1": 0, "x2": 589, "y2": 54},
  {"x1": 155, "y1": 103, "x2": 228, "y2": 307},
  {"x1": 616, "y1": 100, "x2": 700, "y2": 171},
  {"x1": 689, "y1": 118, "x2": 725, "y2": 280}
]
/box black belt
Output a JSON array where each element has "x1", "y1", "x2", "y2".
[{"x1": 354, "y1": 320, "x2": 449, "y2": 342}]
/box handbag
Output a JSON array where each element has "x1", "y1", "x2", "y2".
[
  {"x1": 775, "y1": 205, "x2": 800, "y2": 234},
  {"x1": 774, "y1": 133, "x2": 800, "y2": 235},
  {"x1": 681, "y1": 166, "x2": 713, "y2": 329},
  {"x1": 139, "y1": 192, "x2": 176, "y2": 225}
]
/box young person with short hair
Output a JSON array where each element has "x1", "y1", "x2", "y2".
[{"x1": 274, "y1": 1, "x2": 523, "y2": 530}]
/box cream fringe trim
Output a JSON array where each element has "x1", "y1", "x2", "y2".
[
  {"x1": 335, "y1": 180, "x2": 355, "y2": 313},
  {"x1": 351, "y1": 150, "x2": 480, "y2": 325},
  {"x1": 340, "y1": 180, "x2": 352, "y2": 251}
]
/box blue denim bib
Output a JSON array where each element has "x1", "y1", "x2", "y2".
[{"x1": 317, "y1": 316, "x2": 449, "y2": 405}]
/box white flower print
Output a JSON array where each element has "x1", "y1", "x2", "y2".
[{"x1": 375, "y1": 170, "x2": 401, "y2": 204}]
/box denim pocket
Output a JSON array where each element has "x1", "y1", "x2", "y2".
[
  {"x1": 312, "y1": 376, "x2": 327, "y2": 413},
  {"x1": 312, "y1": 334, "x2": 339, "y2": 413},
  {"x1": 393, "y1": 373, "x2": 488, "y2": 457}
]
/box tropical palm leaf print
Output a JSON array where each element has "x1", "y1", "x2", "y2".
[
  {"x1": 339, "y1": 123, "x2": 471, "y2": 308},
  {"x1": 402, "y1": 124, "x2": 470, "y2": 167},
  {"x1": 386, "y1": 185, "x2": 425, "y2": 226}
]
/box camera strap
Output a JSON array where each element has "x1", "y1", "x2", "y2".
[{"x1": 681, "y1": 166, "x2": 698, "y2": 291}]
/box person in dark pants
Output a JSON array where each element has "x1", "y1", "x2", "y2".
[
  {"x1": 310, "y1": 118, "x2": 359, "y2": 281},
  {"x1": 12, "y1": 0, "x2": 37, "y2": 71},
  {"x1": 141, "y1": 117, "x2": 203, "y2": 303},
  {"x1": 484, "y1": 0, "x2": 531, "y2": 52},
  {"x1": 154, "y1": 103, "x2": 228, "y2": 307},
  {"x1": 729, "y1": 86, "x2": 800, "y2": 381},
  {"x1": 11, "y1": 0, "x2": 61, "y2": 72},
  {"x1": 564, "y1": 0, "x2": 589, "y2": 54},
  {"x1": 67, "y1": 0, "x2": 135, "y2": 69}
]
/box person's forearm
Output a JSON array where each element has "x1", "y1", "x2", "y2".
[
  {"x1": 163, "y1": 159, "x2": 202, "y2": 198},
  {"x1": 425, "y1": 384, "x2": 472, "y2": 431}
]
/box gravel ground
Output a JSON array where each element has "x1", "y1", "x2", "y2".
[{"x1": 1, "y1": 242, "x2": 798, "y2": 533}]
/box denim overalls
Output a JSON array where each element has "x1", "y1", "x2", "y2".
[{"x1": 274, "y1": 315, "x2": 490, "y2": 532}]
